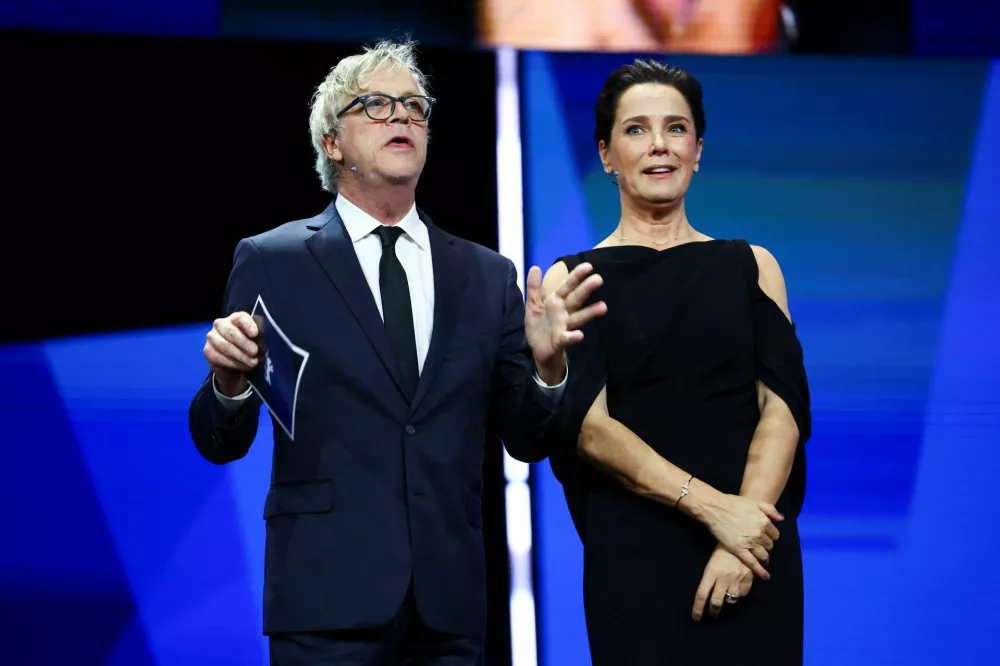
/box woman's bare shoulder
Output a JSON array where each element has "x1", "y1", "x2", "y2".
[{"x1": 541, "y1": 260, "x2": 570, "y2": 298}]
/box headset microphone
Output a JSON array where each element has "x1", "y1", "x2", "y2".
[{"x1": 346, "y1": 146, "x2": 377, "y2": 176}]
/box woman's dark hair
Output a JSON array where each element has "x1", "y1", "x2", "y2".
[{"x1": 594, "y1": 59, "x2": 706, "y2": 145}]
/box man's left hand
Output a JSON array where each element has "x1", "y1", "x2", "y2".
[{"x1": 524, "y1": 262, "x2": 606, "y2": 385}]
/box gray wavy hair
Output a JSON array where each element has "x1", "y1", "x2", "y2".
[{"x1": 308, "y1": 38, "x2": 431, "y2": 193}]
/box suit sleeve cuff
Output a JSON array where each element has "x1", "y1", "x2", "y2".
[
  {"x1": 532, "y1": 361, "x2": 568, "y2": 402},
  {"x1": 213, "y1": 374, "x2": 253, "y2": 413}
]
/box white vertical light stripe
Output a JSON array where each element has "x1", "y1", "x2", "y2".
[
  {"x1": 496, "y1": 46, "x2": 526, "y2": 296},
  {"x1": 495, "y1": 45, "x2": 538, "y2": 666}
]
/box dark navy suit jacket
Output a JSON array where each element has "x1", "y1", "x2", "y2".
[{"x1": 188, "y1": 201, "x2": 557, "y2": 638}]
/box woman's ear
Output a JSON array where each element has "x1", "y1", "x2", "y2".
[{"x1": 598, "y1": 139, "x2": 612, "y2": 173}]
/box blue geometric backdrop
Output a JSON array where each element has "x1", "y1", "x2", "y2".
[
  {"x1": 523, "y1": 51, "x2": 1000, "y2": 666},
  {"x1": 0, "y1": 327, "x2": 273, "y2": 665}
]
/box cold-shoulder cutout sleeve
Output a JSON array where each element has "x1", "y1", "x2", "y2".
[{"x1": 734, "y1": 240, "x2": 811, "y2": 515}]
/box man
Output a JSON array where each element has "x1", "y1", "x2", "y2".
[{"x1": 188, "y1": 39, "x2": 605, "y2": 664}]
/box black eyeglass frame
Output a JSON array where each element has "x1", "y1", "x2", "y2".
[{"x1": 335, "y1": 93, "x2": 436, "y2": 122}]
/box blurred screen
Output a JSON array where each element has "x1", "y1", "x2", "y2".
[
  {"x1": 3, "y1": 0, "x2": 999, "y2": 59},
  {"x1": 479, "y1": 0, "x2": 785, "y2": 53}
]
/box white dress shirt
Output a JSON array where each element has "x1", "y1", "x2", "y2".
[
  {"x1": 338, "y1": 195, "x2": 435, "y2": 372},
  {"x1": 215, "y1": 194, "x2": 565, "y2": 410}
]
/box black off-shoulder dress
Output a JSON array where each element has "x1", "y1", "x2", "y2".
[{"x1": 550, "y1": 239, "x2": 810, "y2": 666}]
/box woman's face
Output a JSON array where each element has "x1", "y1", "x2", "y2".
[{"x1": 599, "y1": 83, "x2": 702, "y2": 208}]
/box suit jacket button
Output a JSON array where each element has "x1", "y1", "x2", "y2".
[{"x1": 405, "y1": 425, "x2": 416, "y2": 435}]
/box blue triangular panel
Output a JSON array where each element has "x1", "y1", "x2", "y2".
[
  {"x1": 0, "y1": 343, "x2": 154, "y2": 664},
  {"x1": 104, "y1": 617, "x2": 157, "y2": 666},
  {"x1": 883, "y1": 58, "x2": 1000, "y2": 666},
  {"x1": 42, "y1": 325, "x2": 262, "y2": 664}
]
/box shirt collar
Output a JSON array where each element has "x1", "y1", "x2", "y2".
[{"x1": 335, "y1": 194, "x2": 428, "y2": 251}]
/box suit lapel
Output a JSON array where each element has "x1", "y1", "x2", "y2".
[
  {"x1": 410, "y1": 218, "x2": 470, "y2": 415},
  {"x1": 304, "y1": 203, "x2": 408, "y2": 399}
]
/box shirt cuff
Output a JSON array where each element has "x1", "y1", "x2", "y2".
[
  {"x1": 532, "y1": 361, "x2": 568, "y2": 402},
  {"x1": 213, "y1": 373, "x2": 253, "y2": 413}
]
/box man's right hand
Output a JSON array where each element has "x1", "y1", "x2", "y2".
[{"x1": 204, "y1": 312, "x2": 259, "y2": 397}]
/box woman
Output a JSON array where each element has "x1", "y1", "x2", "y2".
[{"x1": 540, "y1": 59, "x2": 809, "y2": 665}]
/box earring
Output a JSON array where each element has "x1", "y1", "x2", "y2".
[
  {"x1": 607, "y1": 169, "x2": 619, "y2": 185},
  {"x1": 694, "y1": 162, "x2": 700, "y2": 173}
]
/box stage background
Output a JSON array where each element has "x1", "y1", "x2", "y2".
[
  {"x1": 2, "y1": 3, "x2": 1000, "y2": 663},
  {"x1": 523, "y1": 50, "x2": 1000, "y2": 666}
]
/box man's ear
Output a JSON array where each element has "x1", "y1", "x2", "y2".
[{"x1": 322, "y1": 133, "x2": 342, "y2": 163}]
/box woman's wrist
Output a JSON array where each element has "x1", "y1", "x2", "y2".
[{"x1": 676, "y1": 477, "x2": 721, "y2": 523}]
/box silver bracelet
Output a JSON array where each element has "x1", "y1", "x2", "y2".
[{"x1": 674, "y1": 475, "x2": 694, "y2": 508}]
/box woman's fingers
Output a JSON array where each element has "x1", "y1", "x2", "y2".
[
  {"x1": 735, "y1": 548, "x2": 770, "y2": 580},
  {"x1": 708, "y1": 581, "x2": 728, "y2": 619},
  {"x1": 765, "y1": 521, "x2": 781, "y2": 541},
  {"x1": 692, "y1": 574, "x2": 716, "y2": 621}
]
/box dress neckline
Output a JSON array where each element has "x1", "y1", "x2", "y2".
[{"x1": 585, "y1": 239, "x2": 725, "y2": 254}]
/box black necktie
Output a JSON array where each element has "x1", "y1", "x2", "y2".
[{"x1": 374, "y1": 225, "x2": 419, "y2": 401}]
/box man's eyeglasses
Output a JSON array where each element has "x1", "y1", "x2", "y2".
[{"x1": 336, "y1": 94, "x2": 435, "y2": 122}]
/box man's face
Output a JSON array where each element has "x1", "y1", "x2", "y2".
[{"x1": 324, "y1": 65, "x2": 429, "y2": 189}]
